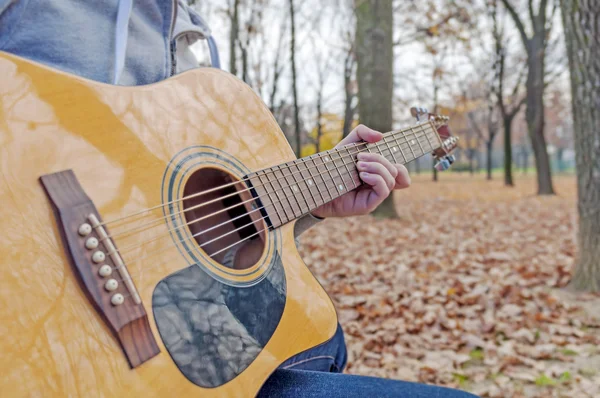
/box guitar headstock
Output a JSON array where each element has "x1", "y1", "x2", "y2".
[{"x1": 410, "y1": 107, "x2": 459, "y2": 171}]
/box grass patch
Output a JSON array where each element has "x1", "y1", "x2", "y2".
[
  {"x1": 452, "y1": 373, "x2": 470, "y2": 388},
  {"x1": 558, "y1": 372, "x2": 572, "y2": 383},
  {"x1": 535, "y1": 374, "x2": 557, "y2": 387},
  {"x1": 469, "y1": 348, "x2": 485, "y2": 361},
  {"x1": 560, "y1": 348, "x2": 578, "y2": 356}
]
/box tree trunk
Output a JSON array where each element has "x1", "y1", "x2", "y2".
[
  {"x1": 316, "y1": 91, "x2": 323, "y2": 153},
  {"x1": 486, "y1": 141, "x2": 493, "y2": 180},
  {"x1": 342, "y1": 48, "x2": 355, "y2": 139},
  {"x1": 503, "y1": 117, "x2": 514, "y2": 186},
  {"x1": 526, "y1": 64, "x2": 554, "y2": 193},
  {"x1": 469, "y1": 151, "x2": 474, "y2": 175},
  {"x1": 355, "y1": 0, "x2": 396, "y2": 218},
  {"x1": 526, "y1": 35, "x2": 554, "y2": 194},
  {"x1": 561, "y1": 0, "x2": 600, "y2": 291},
  {"x1": 229, "y1": 0, "x2": 240, "y2": 76},
  {"x1": 289, "y1": 0, "x2": 301, "y2": 157}
]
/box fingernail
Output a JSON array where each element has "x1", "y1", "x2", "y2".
[
  {"x1": 360, "y1": 172, "x2": 369, "y2": 179},
  {"x1": 357, "y1": 161, "x2": 366, "y2": 169},
  {"x1": 357, "y1": 153, "x2": 367, "y2": 160}
]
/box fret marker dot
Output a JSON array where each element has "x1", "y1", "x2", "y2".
[
  {"x1": 393, "y1": 147, "x2": 397, "y2": 152},
  {"x1": 308, "y1": 180, "x2": 313, "y2": 186},
  {"x1": 338, "y1": 184, "x2": 344, "y2": 191},
  {"x1": 411, "y1": 140, "x2": 415, "y2": 145},
  {"x1": 292, "y1": 185, "x2": 298, "y2": 192},
  {"x1": 324, "y1": 156, "x2": 330, "y2": 162}
]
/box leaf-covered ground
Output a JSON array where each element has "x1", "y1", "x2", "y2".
[{"x1": 298, "y1": 174, "x2": 600, "y2": 398}]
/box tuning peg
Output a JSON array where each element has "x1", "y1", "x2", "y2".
[
  {"x1": 434, "y1": 158, "x2": 451, "y2": 171},
  {"x1": 410, "y1": 106, "x2": 429, "y2": 121},
  {"x1": 445, "y1": 154, "x2": 456, "y2": 164}
]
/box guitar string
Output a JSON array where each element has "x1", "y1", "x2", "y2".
[
  {"x1": 108, "y1": 130, "x2": 432, "y2": 270},
  {"x1": 105, "y1": 133, "x2": 435, "y2": 283},
  {"x1": 105, "y1": 128, "x2": 430, "y2": 242},
  {"x1": 98, "y1": 124, "x2": 434, "y2": 243},
  {"x1": 97, "y1": 122, "x2": 437, "y2": 228},
  {"x1": 99, "y1": 128, "x2": 432, "y2": 249},
  {"x1": 100, "y1": 123, "x2": 434, "y2": 236}
]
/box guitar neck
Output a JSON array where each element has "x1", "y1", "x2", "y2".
[{"x1": 247, "y1": 121, "x2": 441, "y2": 228}]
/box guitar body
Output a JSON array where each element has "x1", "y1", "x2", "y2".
[{"x1": 0, "y1": 52, "x2": 337, "y2": 396}]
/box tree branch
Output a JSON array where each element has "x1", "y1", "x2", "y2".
[
  {"x1": 528, "y1": 0, "x2": 535, "y2": 26},
  {"x1": 500, "y1": 0, "x2": 530, "y2": 49}
]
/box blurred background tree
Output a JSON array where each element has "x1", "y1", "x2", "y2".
[
  {"x1": 355, "y1": 0, "x2": 395, "y2": 217},
  {"x1": 189, "y1": 0, "x2": 574, "y2": 208}
]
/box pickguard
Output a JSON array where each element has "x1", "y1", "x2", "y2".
[{"x1": 152, "y1": 254, "x2": 285, "y2": 387}]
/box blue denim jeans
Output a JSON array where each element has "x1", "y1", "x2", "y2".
[{"x1": 258, "y1": 324, "x2": 479, "y2": 398}]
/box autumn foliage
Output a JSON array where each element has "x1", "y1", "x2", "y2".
[{"x1": 299, "y1": 175, "x2": 599, "y2": 398}]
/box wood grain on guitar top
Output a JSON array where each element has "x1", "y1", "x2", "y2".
[{"x1": 0, "y1": 51, "x2": 337, "y2": 397}]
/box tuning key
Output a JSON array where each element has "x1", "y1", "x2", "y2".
[
  {"x1": 446, "y1": 154, "x2": 456, "y2": 164},
  {"x1": 435, "y1": 158, "x2": 451, "y2": 171}
]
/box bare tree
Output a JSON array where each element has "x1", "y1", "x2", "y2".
[
  {"x1": 561, "y1": 0, "x2": 600, "y2": 291},
  {"x1": 268, "y1": 17, "x2": 288, "y2": 115},
  {"x1": 491, "y1": 0, "x2": 527, "y2": 186},
  {"x1": 467, "y1": 92, "x2": 500, "y2": 180},
  {"x1": 289, "y1": 0, "x2": 301, "y2": 157},
  {"x1": 342, "y1": 42, "x2": 357, "y2": 139},
  {"x1": 500, "y1": 0, "x2": 557, "y2": 194}
]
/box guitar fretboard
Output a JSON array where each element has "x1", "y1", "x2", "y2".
[{"x1": 247, "y1": 121, "x2": 441, "y2": 228}]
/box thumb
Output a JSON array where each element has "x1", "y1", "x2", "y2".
[{"x1": 336, "y1": 124, "x2": 383, "y2": 147}]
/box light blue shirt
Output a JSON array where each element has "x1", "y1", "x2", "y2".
[{"x1": 0, "y1": 0, "x2": 213, "y2": 85}]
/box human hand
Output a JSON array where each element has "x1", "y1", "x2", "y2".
[{"x1": 311, "y1": 124, "x2": 411, "y2": 219}]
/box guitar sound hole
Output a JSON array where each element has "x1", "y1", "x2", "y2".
[{"x1": 182, "y1": 167, "x2": 266, "y2": 270}]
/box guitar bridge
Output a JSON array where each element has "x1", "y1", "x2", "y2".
[{"x1": 40, "y1": 170, "x2": 160, "y2": 368}]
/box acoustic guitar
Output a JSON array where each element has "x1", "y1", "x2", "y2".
[{"x1": 0, "y1": 51, "x2": 457, "y2": 397}]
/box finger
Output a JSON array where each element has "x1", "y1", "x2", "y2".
[
  {"x1": 394, "y1": 164, "x2": 411, "y2": 189},
  {"x1": 359, "y1": 172, "x2": 390, "y2": 202},
  {"x1": 357, "y1": 161, "x2": 395, "y2": 190},
  {"x1": 336, "y1": 124, "x2": 383, "y2": 147},
  {"x1": 357, "y1": 152, "x2": 398, "y2": 179}
]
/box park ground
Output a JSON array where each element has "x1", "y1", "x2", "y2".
[{"x1": 298, "y1": 174, "x2": 600, "y2": 398}]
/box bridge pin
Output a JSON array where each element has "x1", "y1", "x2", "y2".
[
  {"x1": 85, "y1": 237, "x2": 99, "y2": 250},
  {"x1": 78, "y1": 223, "x2": 92, "y2": 236},
  {"x1": 111, "y1": 293, "x2": 124, "y2": 306},
  {"x1": 98, "y1": 265, "x2": 112, "y2": 277},
  {"x1": 105, "y1": 279, "x2": 118, "y2": 291}
]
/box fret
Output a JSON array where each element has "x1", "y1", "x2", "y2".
[
  {"x1": 383, "y1": 137, "x2": 398, "y2": 164},
  {"x1": 331, "y1": 149, "x2": 351, "y2": 193},
  {"x1": 396, "y1": 136, "x2": 408, "y2": 163},
  {"x1": 312, "y1": 154, "x2": 335, "y2": 202},
  {"x1": 281, "y1": 164, "x2": 307, "y2": 215},
  {"x1": 407, "y1": 127, "x2": 422, "y2": 159},
  {"x1": 425, "y1": 122, "x2": 439, "y2": 149},
  {"x1": 289, "y1": 160, "x2": 314, "y2": 213},
  {"x1": 272, "y1": 166, "x2": 301, "y2": 219},
  {"x1": 411, "y1": 126, "x2": 426, "y2": 155},
  {"x1": 419, "y1": 125, "x2": 434, "y2": 153},
  {"x1": 299, "y1": 158, "x2": 324, "y2": 209},
  {"x1": 256, "y1": 170, "x2": 286, "y2": 226},
  {"x1": 390, "y1": 136, "x2": 406, "y2": 164},
  {"x1": 308, "y1": 156, "x2": 330, "y2": 205},
  {"x1": 343, "y1": 146, "x2": 360, "y2": 188},
  {"x1": 319, "y1": 152, "x2": 341, "y2": 198}
]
